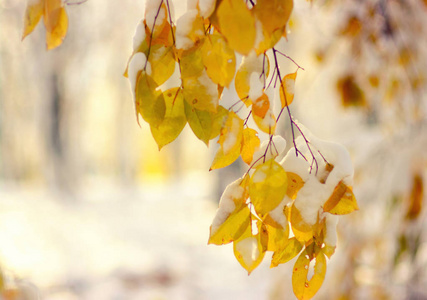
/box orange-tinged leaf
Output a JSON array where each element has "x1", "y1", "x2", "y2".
[
  {"x1": 202, "y1": 33, "x2": 236, "y2": 87},
  {"x1": 148, "y1": 45, "x2": 176, "y2": 86},
  {"x1": 254, "y1": 0, "x2": 293, "y2": 36},
  {"x1": 255, "y1": 26, "x2": 283, "y2": 55},
  {"x1": 337, "y1": 75, "x2": 366, "y2": 108},
  {"x1": 22, "y1": 0, "x2": 44, "y2": 40},
  {"x1": 241, "y1": 128, "x2": 260, "y2": 165},
  {"x1": 151, "y1": 88, "x2": 187, "y2": 149},
  {"x1": 135, "y1": 72, "x2": 166, "y2": 127},
  {"x1": 280, "y1": 71, "x2": 297, "y2": 107},
  {"x1": 249, "y1": 159, "x2": 288, "y2": 217},
  {"x1": 217, "y1": 0, "x2": 256, "y2": 55},
  {"x1": 406, "y1": 173, "x2": 424, "y2": 220},
  {"x1": 252, "y1": 93, "x2": 270, "y2": 119},
  {"x1": 271, "y1": 237, "x2": 303, "y2": 267},
  {"x1": 323, "y1": 181, "x2": 359, "y2": 215},
  {"x1": 286, "y1": 172, "x2": 304, "y2": 199},
  {"x1": 292, "y1": 250, "x2": 327, "y2": 300},
  {"x1": 234, "y1": 53, "x2": 266, "y2": 105},
  {"x1": 145, "y1": 2, "x2": 170, "y2": 44},
  {"x1": 233, "y1": 218, "x2": 268, "y2": 274},
  {"x1": 44, "y1": 0, "x2": 68, "y2": 50},
  {"x1": 184, "y1": 101, "x2": 213, "y2": 145},
  {"x1": 209, "y1": 205, "x2": 251, "y2": 245}
]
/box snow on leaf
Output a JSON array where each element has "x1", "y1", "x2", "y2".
[
  {"x1": 198, "y1": 0, "x2": 216, "y2": 18},
  {"x1": 280, "y1": 71, "x2": 297, "y2": 108},
  {"x1": 175, "y1": 9, "x2": 205, "y2": 50},
  {"x1": 202, "y1": 33, "x2": 236, "y2": 87},
  {"x1": 135, "y1": 72, "x2": 166, "y2": 127},
  {"x1": 210, "y1": 111, "x2": 244, "y2": 170},
  {"x1": 43, "y1": 0, "x2": 68, "y2": 50},
  {"x1": 249, "y1": 159, "x2": 288, "y2": 218},
  {"x1": 253, "y1": 109, "x2": 276, "y2": 134},
  {"x1": 271, "y1": 237, "x2": 303, "y2": 268},
  {"x1": 217, "y1": 0, "x2": 256, "y2": 55},
  {"x1": 286, "y1": 172, "x2": 305, "y2": 199},
  {"x1": 323, "y1": 181, "x2": 359, "y2": 215},
  {"x1": 241, "y1": 128, "x2": 260, "y2": 165},
  {"x1": 145, "y1": 0, "x2": 170, "y2": 45},
  {"x1": 150, "y1": 88, "x2": 187, "y2": 149},
  {"x1": 235, "y1": 52, "x2": 264, "y2": 105},
  {"x1": 252, "y1": 93, "x2": 270, "y2": 119},
  {"x1": 292, "y1": 250, "x2": 327, "y2": 300},
  {"x1": 148, "y1": 44, "x2": 176, "y2": 86},
  {"x1": 290, "y1": 203, "x2": 314, "y2": 244},
  {"x1": 233, "y1": 217, "x2": 268, "y2": 274},
  {"x1": 22, "y1": 0, "x2": 44, "y2": 40},
  {"x1": 209, "y1": 178, "x2": 250, "y2": 245},
  {"x1": 209, "y1": 105, "x2": 229, "y2": 140},
  {"x1": 183, "y1": 69, "x2": 219, "y2": 112},
  {"x1": 251, "y1": 135, "x2": 286, "y2": 168}
]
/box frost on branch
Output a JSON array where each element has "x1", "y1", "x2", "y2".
[{"x1": 121, "y1": 0, "x2": 358, "y2": 299}]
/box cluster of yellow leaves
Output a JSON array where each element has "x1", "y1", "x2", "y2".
[
  {"x1": 22, "y1": 0, "x2": 68, "y2": 50},
  {"x1": 208, "y1": 156, "x2": 358, "y2": 299}
]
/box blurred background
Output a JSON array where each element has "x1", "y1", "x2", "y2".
[{"x1": 0, "y1": 0, "x2": 427, "y2": 299}]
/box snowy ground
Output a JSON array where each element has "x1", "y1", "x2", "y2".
[{"x1": 0, "y1": 173, "x2": 292, "y2": 300}]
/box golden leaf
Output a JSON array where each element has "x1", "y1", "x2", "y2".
[
  {"x1": 323, "y1": 181, "x2": 359, "y2": 215},
  {"x1": 290, "y1": 204, "x2": 313, "y2": 243},
  {"x1": 202, "y1": 33, "x2": 236, "y2": 87},
  {"x1": 267, "y1": 224, "x2": 290, "y2": 252},
  {"x1": 292, "y1": 250, "x2": 327, "y2": 300},
  {"x1": 182, "y1": 70, "x2": 219, "y2": 112},
  {"x1": 286, "y1": 172, "x2": 304, "y2": 199},
  {"x1": 151, "y1": 88, "x2": 187, "y2": 149},
  {"x1": 217, "y1": 0, "x2": 256, "y2": 55},
  {"x1": 279, "y1": 71, "x2": 297, "y2": 108},
  {"x1": 406, "y1": 173, "x2": 423, "y2": 220},
  {"x1": 44, "y1": 0, "x2": 68, "y2": 50},
  {"x1": 241, "y1": 128, "x2": 260, "y2": 165},
  {"x1": 148, "y1": 45, "x2": 176, "y2": 86},
  {"x1": 184, "y1": 101, "x2": 214, "y2": 145},
  {"x1": 249, "y1": 159, "x2": 288, "y2": 218},
  {"x1": 22, "y1": 0, "x2": 44, "y2": 40},
  {"x1": 271, "y1": 237, "x2": 303, "y2": 267}
]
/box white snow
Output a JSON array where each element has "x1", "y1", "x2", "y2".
[
  {"x1": 280, "y1": 148, "x2": 310, "y2": 181},
  {"x1": 132, "y1": 21, "x2": 146, "y2": 51},
  {"x1": 268, "y1": 197, "x2": 290, "y2": 228},
  {"x1": 248, "y1": 72, "x2": 263, "y2": 101},
  {"x1": 251, "y1": 168, "x2": 267, "y2": 183},
  {"x1": 234, "y1": 237, "x2": 259, "y2": 267},
  {"x1": 253, "y1": 20, "x2": 265, "y2": 51},
  {"x1": 128, "y1": 52, "x2": 147, "y2": 95},
  {"x1": 324, "y1": 214, "x2": 339, "y2": 247},
  {"x1": 198, "y1": 0, "x2": 216, "y2": 18},
  {"x1": 210, "y1": 178, "x2": 245, "y2": 235},
  {"x1": 198, "y1": 69, "x2": 218, "y2": 102},
  {"x1": 175, "y1": 9, "x2": 201, "y2": 50},
  {"x1": 222, "y1": 117, "x2": 241, "y2": 154},
  {"x1": 145, "y1": 0, "x2": 167, "y2": 31}
]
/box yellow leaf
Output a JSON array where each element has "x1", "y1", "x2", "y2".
[
  {"x1": 249, "y1": 159, "x2": 288, "y2": 218},
  {"x1": 241, "y1": 128, "x2": 260, "y2": 165},
  {"x1": 323, "y1": 181, "x2": 359, "y2": 215},
  {"x1": 252, "y1": 93, "x2": 270, "y2": 119},
  {"x1": 255, "y1": 26, "x2": 283, "y2": 55},
  {"x1": 184, "y1": 101, "x2": 213, "y2": 145},
  {"x1": 43, "y1": 0, "x2": 68, "y2": 50},
  {"x1": 286, "y1": 172, "x2": 304, "y2": 199},
  {"x1": 267, "y1": 224, "x2": 289, "y2": 252},
  {"x1": 290, "y1": 204, "x2": 313, "y2": 243},
  {"x1": 210, "y1": 111, "x2": 244, "y2": 170},
  {"x1": 148, "y1": 45, "x2": 176, "y2": 86},
  {"x1": 217, "y1": 0, "x2": 256, "y2": 55},
  {"x1": 280, "y1": 71, "x2": 297, "y2": 108},
  {"x1": 210, "y1": 105, "x2": 229, "y2": 140},
  {"x1": 183, "y1": 70, "x2": 219, "y2": 112},
  {"x1": 179, "y1": 44, "x2": 205, "y2": 78},
  {"x1": 233, "y1": 218, "x2": 268, "y2": 274},
  {"x1": 151, "y1": 88, "x2": 187, "y2": 149},
  {"x1": 22, "y1": 0, "x2": 44, "y2": 40},
  {"x1": 253, "y1": 110, "x2": 276, "y2": 134},
  {"x1": 254, "y1": 0, "x2": 293, "y2": 36},
  {"x1": 202, "y1": 33, "x2": 236, "y2": 87},
  {"x1": 209, "y1": 205, "x2": 251, "y2": 245},
  {"x1": 292, "y1": 250, "x2": 327, "y2": 300},
  {"x1": 135, "y1": 72, "x2": 166, "y2": 127},
  {"x1": 271, "y1": 237, "x2": 303, "y2": 267}
]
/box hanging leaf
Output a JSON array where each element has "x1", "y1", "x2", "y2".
[
  {"x1": 267, "y1": 224, "x2": 290, "y2": 252},
  {"x1": 241, "y1": 128, "x2": 261, "y2": 165},
  {"x1": 286, "y1": 172, "x2": 305, "y2": 199},
  {"x1": 233, "y1": 217, "x2": 268, "y2": 274},
  {"x1": 148, "y1": 45, "x2": 176, "y2": 86},
  {"x1": 210, "y1": 111, "x2": 244, "y2": 170},
  {"x1": 183, "y1": 70, "x2": 219, "y2": 112},
  {"x1": 254, "y1": 0, "x2": 293, "y2": 37},
  {"x1": 323, "y1": 181, "x2": 359, "y2": 215},
  {"x1": 292, "y1": 250, "x2": 327, "y2": 300},
  {"x1": 249, "y1": 159, "x2": 288, "y2": 218},
  {"x1": 151, "y1": 88, "x2": 187, "y2": 149},
  {"x1": 202, "y1": 33, "x2": 236, "y2": 87},
  {"x1": 209, "y1": 205, "x2": 251, "y2": 245},
  {"x1": 184, "y1": 101, "x2": 214, "y2": 145},
  {"x1": 217, "y1": 0, "x2": 256, "y2": 55},
  {"x1": 135, "y1": 72, "x2": 166, "y2": 127},
  {"x1": 210, "y1": 105, "x2": 229, "y2": 140},
  {"x1": 271, "y1": 237, "x2": 303, "y2": 267},
  {"x1": 43, "y1": 0, "x2": 68, "y2": 50},
  {"x1": 290, "y1": 204, "x2": 313, "y2": 243},
  {"x1": 279, "y1": 71, "x2": 297, "y2": 108},
  {"x1": 22, "y1": 0, "x2": 44, "y2": 40}
]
